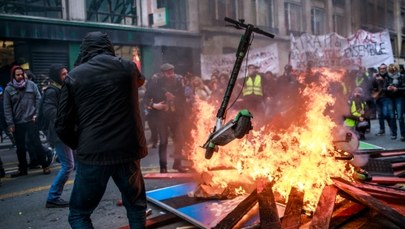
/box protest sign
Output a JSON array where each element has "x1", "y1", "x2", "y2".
[
  {"x1": 201, "y1": 43, "x2": 279, "y2": 80},
  {"x1": 290, "y1": 30, "x2": 394, "y2": 70}
]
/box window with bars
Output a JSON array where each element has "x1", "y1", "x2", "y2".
[
  {"x1": 86, "y1": 0, "x2": 138, "y2": 25},
  {"x1": 285, "y1": 2, "x2": 303, "y2": 33},
  {"x1": 0, "y1": 0, "x2": 62, "y2": 18},
  {"x1": 311, "y1": 8, "x2": 325, "y2": 35}
]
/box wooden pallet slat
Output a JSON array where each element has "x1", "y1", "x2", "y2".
[
  {"x1": 213, "y1": 189, "x2": 258, "y2": 229},
  {"x1": 281, "y1": 187, "x2": 304, "y2": 229},
  {"x1": 257, "y1": 179, "x2": 281, "y2": 229},
  {"x1": 309, "y1": 185, "x2": 338, "y2": 229},
  {"x1": 332, "y1": 178, "x2": 405, "y2": 227}
]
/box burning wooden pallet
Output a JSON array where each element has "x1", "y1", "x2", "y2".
[
  {"x1": 142, "y1": 177, "x2": 404, "y2": 228},
  {"x1": 210, "y1": 177, "x2": 405, "y2": 229}
]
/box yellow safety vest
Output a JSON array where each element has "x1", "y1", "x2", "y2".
[
  {"x1": 344, "y1": 101, "x2": 365, "y2": 127},
  {"x1": 243, "y1": 75, "x2": 263, "y2": 96}
]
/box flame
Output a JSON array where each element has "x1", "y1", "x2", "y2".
[{"x1": 188, "y1": 68, "x2": 354, "y2": 210}]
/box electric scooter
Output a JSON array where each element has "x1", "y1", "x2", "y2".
[{"x1": 202, "y1": 17, "x2": 275, "y2": 159}]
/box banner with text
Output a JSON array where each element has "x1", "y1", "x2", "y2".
[
  {"x1": 201, "y1": 43, "x2": 279, "y2": 80},
  {"x1": 290, "y1": 30, "x2": 394, "y2": 70}
]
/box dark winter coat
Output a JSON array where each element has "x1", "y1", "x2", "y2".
[
  {"x1": 55, "y1": 31, "x2": 147, "y2": 165},
  {"x1": 4, "y1": 66, "x2": 41, "y2": 128}
]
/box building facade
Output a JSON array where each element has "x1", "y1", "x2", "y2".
[{"x1": 0, "y1": 0, "x2": 404, "y2": 85}]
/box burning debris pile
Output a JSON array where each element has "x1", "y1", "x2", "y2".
[{"x1": 188, "y1": 68, "x2": 356, "y2": 211}]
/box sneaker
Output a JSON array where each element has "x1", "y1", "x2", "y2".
[
  {"x1": 391, "y1": 135, "x2": 397, "y2": 140},
  {"x1": 375, "y1": 131, "x2": 385, "y2": 136},
  {"x1": 43, "y1": 167, "x2": 51, "y2": 175},
  {"x1": 401, "y1": 137, "x2": 405, "y2": 142},
  {"x1": 46, "y1": 198, "x2": 69, "y2": 208}
]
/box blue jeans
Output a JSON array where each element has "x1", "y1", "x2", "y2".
[
  {"x1": 381, "y1": 97, "x2": 395, "y2": 135},
  {"x1": 393, "y1": 97, "x2": 405, "y2": 137},
  {"x1": 157, "y1": 116, "x2": 184, "y2": 170},
  {"x1": 69, "y1": 160, "x2": 146, "y2": 229},
  {"x1": 47, "y1": 143, "x2": 74, "y2": 201},
  {"x1": 375, "y1": 98, "x2": 385, "y2": 132}
]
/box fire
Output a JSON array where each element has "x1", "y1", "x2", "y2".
[{"x1": 188, "y1": 68, "x2": 355, "y2": 210}]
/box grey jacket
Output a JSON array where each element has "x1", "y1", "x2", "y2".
[{"x1": 3, "y1": 80, "x2": 41, "y2": 128}]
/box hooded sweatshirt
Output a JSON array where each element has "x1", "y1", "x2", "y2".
[
  {"x1": 55, "y1": 31, "x2": 147, "y2": 165},
  {"x1": 42, "y1": 64, "x2": 66, "y2": 146}
]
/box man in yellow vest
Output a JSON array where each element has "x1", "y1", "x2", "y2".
[{"x1": 239, "y1": 64, "x2": 269, "y2": 121}]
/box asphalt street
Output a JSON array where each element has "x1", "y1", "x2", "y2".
[{"x1": 0, "y1": 119, "x2": 404, "y2": 229}]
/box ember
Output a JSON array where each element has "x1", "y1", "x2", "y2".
[{"x1": 189, "y1": 68, "x2": 356, "y2": 211}]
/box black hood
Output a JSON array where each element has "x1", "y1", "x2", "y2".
[
  {"x1": 75, "y1": 31, "x2": 115, "y2": 66},
  {"x1": 48, "y1": 64, "x2": 66, "y2": 85}
]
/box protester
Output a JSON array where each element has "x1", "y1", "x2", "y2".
[
  {"x1": 239, "y1": 64, "x2": 271, "y2": 125},
  {"x1": 371, "y1": 63, "x2": 391, "y2": 136},
  {"x1": 385, "y1": 64, "x2": 405, "y2": 140},
  {"x1": 55, "y1": 31, "x2": 148, "y2": 228},
  {"x1": 3, "y1": 65, "x2": 51, "y2": 177},
  {"x1": 44, "y1": 64, "x2": 74, "y2": 208},
  {"x1": 144, "y1": 63, "x2": 188, "y2": 173}
]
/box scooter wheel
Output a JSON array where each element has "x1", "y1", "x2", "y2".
[
  {"x1": 234, "y1": 116, "x2": 252, "y2": 139},
  {"x1": 205, "y1": 147, "x2": 215, "y2": 159}
]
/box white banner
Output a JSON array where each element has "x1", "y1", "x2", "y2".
[
  {"x1": 290, "y1": 30, "x2": 394, "y2": 70},
  {"x1": 201, "y1": 43, "x2": 279, "y2": 80}
]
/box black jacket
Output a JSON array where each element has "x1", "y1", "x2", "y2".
[{"x1": 55, "y1": 32, "x2": 147, "y2": 165}]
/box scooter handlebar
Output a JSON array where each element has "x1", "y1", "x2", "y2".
[{"x1": 224, "y1": 17, "x2": 275, "y2": 38}]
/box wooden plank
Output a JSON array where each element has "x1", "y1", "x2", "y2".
[
  {"x1": 143, "y1": 172, "x2": 196, "y2": 179},
  {"x1": 332, "y1": 178, "x2": 405, "y2": 227},
  {"x1": 369, "y1": 176, "x2": 405, "y2": 184},
  {"x1": 256, "y1": 179, "x2": 281, "y2": 229},
  {"x1": 281, "y1": 187, "x2": 304, "y2": 229},
  {"x1": 309, "y1": 185, "x2": 338, "y2": 229},
  {"x1": 370, "y1": 151, "x2": 405, "y2": 158},
  {"x1": 213, "y1": 190, "x2": 258, "y2": 229},
  {"x1": 328, "y1": 201, "x2": 367, "y2": 229},
  {"x1": 392, "y1": 162, "x2": 405, "y2": 169},
  {"x1": 350, "y1": 181, "x2": 405, "y2": 203}
]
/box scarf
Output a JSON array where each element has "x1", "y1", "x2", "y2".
[
  {"x1": 12, "y1": 79, "x2": 26, "y2": 89},
  {"x1": 388, "y1": 72, "x2": 400, "y2": 86}
]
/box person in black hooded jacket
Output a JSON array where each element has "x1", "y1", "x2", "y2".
[
  {"x1": 43, "y1": 64, "x2": 74, "y2": 208},
  {"x1": 55, "y1": 31, "x2": 148, "y2": 228}
]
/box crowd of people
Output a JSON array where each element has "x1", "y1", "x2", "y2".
[
  {"x1": 141, "y1": 61, "x2": 405, "y2": 154},
  {"x1": 0, "y1": 30, "x2": 404, "y2": 228}
]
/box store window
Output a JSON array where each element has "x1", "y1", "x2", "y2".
[
  {"x1": 0, "y1": 0, "x2": 62, "y2": 18},
  {"x1": 86, "y1": 0, "x2": 138, "y2": 25},
  {"x1": 114, "y1": 45, "x2": 142, "y2": 71},
  {"x1": 0, "y1": 40, "x2": 14, "y2": 88}
]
